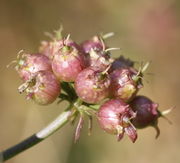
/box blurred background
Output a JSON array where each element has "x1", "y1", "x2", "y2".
[{"x1": 0, "y1": 0, "x2": 180, "y2": 162}]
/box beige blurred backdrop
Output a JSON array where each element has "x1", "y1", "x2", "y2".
[{"x1": 0, "y1": 0, "x2": 180, "y2": 163}]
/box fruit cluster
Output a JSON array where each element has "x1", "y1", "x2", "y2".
[{"x1": 14, "y1": 27, "x2": 171, "y2": 143}]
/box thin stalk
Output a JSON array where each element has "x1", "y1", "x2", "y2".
[{"x1": 0, "y1": 110, "x2": 72, "y2": 162}]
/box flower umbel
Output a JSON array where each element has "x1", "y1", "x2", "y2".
[{"x1": 3, "y1": 26, "x2": 173, "y2": 162}]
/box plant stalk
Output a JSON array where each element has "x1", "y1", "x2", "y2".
[{"x1": 0, "y1": 110, "x2": 72, "y2": 162}]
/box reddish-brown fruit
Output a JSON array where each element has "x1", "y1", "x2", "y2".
[
  {"x1": 110, "y1": 56, "x2": 134, "y2": 72},
  {"x1": 130, "y1": 96, "x2": 159, "y2": 128},
  {"x1": 130, "y1": 96, "x2": 161, "y2": 138}
]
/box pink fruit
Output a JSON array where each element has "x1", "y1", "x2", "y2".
[
  {"x1": 39, "y1": 38, "x2": 81, "y2": 60},
  {"x1": 87, "y1": 49, "x2": 113, "y2": 71},
  {"x1": 97, "y1": 99, "x2": 137, "y2": 143},
  {"x1": 75, "y1": 67, "x2": 110, "y2": 104},
  {"x1": 18, "y1": 71, "x2": 60, "y2": 105},
  {"x1": 110, "y1": 68, "x2": 142, "y2": 101},
  {"x1": 52, "y1": 41, "x2": 86, "y2": 82},
  {"x1": 81, "y1": 35, "x2": 113, "y2": 70},
  {"x1": 81, "y1": 35, "x2": 105, "y2": 54},
  {"x1": 39, "y1": 41, "x2": 62, "y2": 60},
  {"x1": 15, "y1": 53, "x2": 51, "y2": 81}
]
